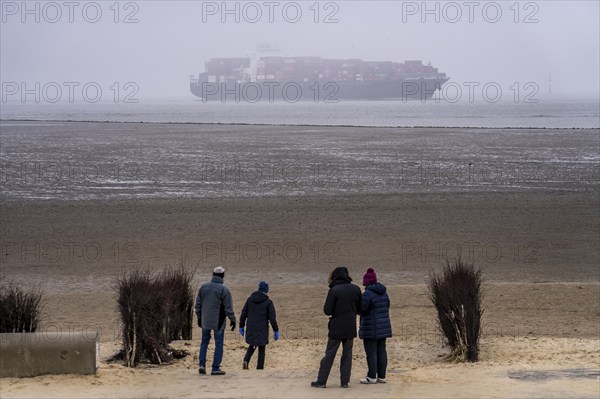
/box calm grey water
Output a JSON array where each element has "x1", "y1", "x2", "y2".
[
  {"x1": 1, "y1": 96, "x2": 599, "y2": 129},
  {"x1": 1, "y1": 95, "x2": 598, "y2": 201}
]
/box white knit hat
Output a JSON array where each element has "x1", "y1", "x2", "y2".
[{"x1": 213, "y1": 266, "x2": 225, "y2": 274}]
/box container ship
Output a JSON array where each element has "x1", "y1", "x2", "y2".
[{"x1": 190, "y1": 56, "x2": 450, "y2": 101}]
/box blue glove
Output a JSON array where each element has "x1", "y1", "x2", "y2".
[
  {"x1": 274, "y1": 331, "x2": 280, "y2": 341},
  {"x1": 239, "y1": 327, "x2": 244, "y2": 336}
]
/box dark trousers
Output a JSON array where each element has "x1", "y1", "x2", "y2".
[
  {"x1": 363, "y1": 338, "x2": 388, "y2": 379},
  {"x1": 243, "y1": 345, "x2": 266, "y2": 369},
  {"x1": 316, "y1": 338, "x2": 353, "y2": 385}
]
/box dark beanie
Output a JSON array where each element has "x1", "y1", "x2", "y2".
[
  {"x1": 363, "y1": 267, "x2": 377, "y2": 286},
  {"x1": 258, "y1": 281, "x2": 269, "y2": 293}
]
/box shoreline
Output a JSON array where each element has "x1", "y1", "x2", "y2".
[
  {"x1": 2, "y1": 118, "x2": 599, "y2": 131},
  {"x1": 2, "y1": 188, "x2": 598, "y2": 202}
]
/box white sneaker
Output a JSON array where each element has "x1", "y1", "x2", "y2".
[
  {"x1": 377, "y1": 378, "x2": 386, "y2": 383},
  {"x1": 360, "y1": 376, "x2": 377, "y2": 384}
]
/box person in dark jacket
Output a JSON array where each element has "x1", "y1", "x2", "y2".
[
  {"x1": 358, "y1": 267, "x2": 392, "y2": 384},
  {"x1": 195, "y1": 266, "x2": 236, "y2": 376},
  {"x1": 311, "y1": 266, "x2": 362, "y2": 389},
  {"x1": 239, "y1": 281, "x2": 279, "y2": 370}
]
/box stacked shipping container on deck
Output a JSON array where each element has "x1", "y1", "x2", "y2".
[{"x1": 202, "y1": 57, "x2": 444, "y2": 84}]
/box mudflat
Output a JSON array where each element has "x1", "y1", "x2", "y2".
[{"x1": 0, "y1": 122, "x2": 598, "y2": 398}]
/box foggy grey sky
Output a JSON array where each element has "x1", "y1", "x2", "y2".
[{"x1": 1, "y1": 0, "x2": 599, "y2": 98}]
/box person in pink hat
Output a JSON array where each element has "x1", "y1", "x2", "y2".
[{"x1": 358, "y1": 267, "x2": 392, "y2": 384}]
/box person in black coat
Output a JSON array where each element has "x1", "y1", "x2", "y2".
[
  {"x1": 358, "y1": 267, "x2": 392, "y2": 384},
  {"x1": 239, "y1": 281, "x2": 279, "y2": 369},
  {"x1": 311, "y1": 266, "x2": 362, "y2": 388}
]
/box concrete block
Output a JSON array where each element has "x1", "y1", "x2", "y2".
[{"x1": 0, "y1": 331, "x2": 99, "y2": 378}]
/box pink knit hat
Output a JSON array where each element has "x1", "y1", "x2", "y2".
[{"x1": 363, "y1": 267, "x2": 377, "y2": 286}]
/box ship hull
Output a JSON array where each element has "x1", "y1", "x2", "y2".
[{"x1": 190, "y1": 78, "x2": 450, "y2": 102}]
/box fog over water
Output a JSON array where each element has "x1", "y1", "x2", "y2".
[{"x1": 1, "y1": 1, "x2": 599, "y2": 99}]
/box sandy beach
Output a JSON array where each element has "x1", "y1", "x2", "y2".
[{"x1": 0, "y1": 122, "x2": 599, "y2": 398}]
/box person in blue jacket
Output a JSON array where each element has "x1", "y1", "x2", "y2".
[
  {"x1": 239, "y1": 281, "x2": 279, "y2": 369},
  {"x1": 358, "y1": 267, "x2": 392, "y2": 384}
]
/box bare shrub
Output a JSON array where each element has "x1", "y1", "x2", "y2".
[
  {"x1": 0, "y1": 280, "x2": 44, "y2": 333},
  {"x1": 428, "y1": 258, "x2": 484, "y2": 362},
  {"x1": 115, "y1": 266, "x2": 194, "y2": 367}
]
